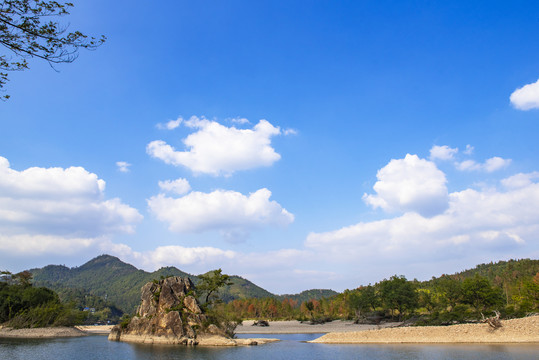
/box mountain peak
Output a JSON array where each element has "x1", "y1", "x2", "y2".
[{"x1": 78, "y1": 254, "x2": 137, "y2": 272}]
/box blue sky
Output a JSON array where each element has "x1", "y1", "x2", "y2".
[{"x1": 1, "y1": 0, "x2": 539, "y2": 293}]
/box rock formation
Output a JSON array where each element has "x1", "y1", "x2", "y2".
[{"x1": 108, "y1": 276, "x2": 276, "y2": 346}]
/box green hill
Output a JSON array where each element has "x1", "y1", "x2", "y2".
[
  {"x1": 277, "y1": 289, "x2": 338, "y2": 303},
  {"x1": 29, "y1": 255, "x2": 328, "y2": 313}
]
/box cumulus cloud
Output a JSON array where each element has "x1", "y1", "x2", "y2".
[
  {"x1": 510, "y1": 78, "x2": 539, "y2": 110},
  {"x1": 307, "y1": 180, "x2": 539, "y2": 264},
  {"x1": 429, "y1": 145, "x2": 458, "y2": 161},
  {"x1": 156, "y1": 117, "x2": 183, "y2": 130},
  {"x1": 0, "y1": 156, "x2": 142, "y2": 249},
  {"x1": 501, "y1": 171, "x2": 539, "y2": 189},
  {"x1": 158, "y1": 178, "x2": 191, "y2": 195},
  {"x1": 147, "y1": 188, "x2": 294, "y2": 236},
  {"x1": 146, "y1": 117, "x2": 282, "y2": 176},
  {"x1": 0, "y1": 234, "x2": 104, "y2": 256},
  {"x1": 141, "y1": 245, "x2": 238, "y2": 268},
  {"x1": 116, "y1": 161, "x2": 131, "y2": 173},
  {"x1": 456, "y1": 156, "x2": 511, "y2": 172},
  {"x1": 363, "y1": 154, "x2": 449, "y2": 217}
]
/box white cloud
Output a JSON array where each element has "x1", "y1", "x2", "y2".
[
  {"x1": 456, "y1": 156, "x2": 511, "y2": 172},
  {"x1": 229, "y1": 117, "x2": 250, "y2": 125},
  {"x1": 307, "y1": 180, "x2": 539, "y2": 265},
  {"x1": 463, "y1": 144, "x2": 474, "y2": 155},
  {"x1": 156, "y1": 117, "x2": 183, "y2": 130},
  {"x1": 141, "y1": 245, "x2": 238, "y2": 268},
  {"x1": 501, "y1": 172, "x2": 539, "y2": 189},
  {"x1": 363, "y1": 154, "x2": 449, "y2": 217},
  {"x1": 147, "y1": 188, "x2": 294, "y2": 236},
  {"x1": 116, "y1": 161, "x2": 131, "y2": 173},
  {"x1": 484, "y1": 157, "x2": 512, "y2": 172},
  {"x1": 0, "y1": 234, "x2": 103, "y2": 256},
  {"x1": 147, "y1": 117, "x2": 282, "y2": 176},
  {"x1": 283, "y1": 128, "x2": 298, "y2": 135},
  {"x1": 0, "y1": 156, "x2": 142, "y2": 240},
  {"x1": 158, "y1": 178, "x2": 191, "y2": 195},
  {"x1": 429, "y1": 145, "x2": 458, "y2": 161},
  {"x1": 510, "y1": 78, "x2": 539, "y2": 110}
]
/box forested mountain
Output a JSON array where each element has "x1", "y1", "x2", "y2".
[
  {"x1": 277, "y1": 289, "x2": 339, "y2": 303},
  {"x1": 423, "y1": 259, "x2": 539, "y2": 306},
  {"x1": 219, "y1": 258, "x2": 538, "y2": 323},
  {"x1": 29, "y1": 255, "x2": 333, "y2": 313}
]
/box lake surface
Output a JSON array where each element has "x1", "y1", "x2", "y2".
[{"x1": 1, "y1": 333, "x2": 538, "y2": 360}]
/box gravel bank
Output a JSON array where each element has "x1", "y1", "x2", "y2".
[
  {"x1": 310, "y1": 316, "x2": 539, "y2": 344},
  {"x1": 235, "y1": 320, "x2": 400, "y2": 334},
  {"x1": 0, "y1": 326, "x2": 87, "y2": 338}
]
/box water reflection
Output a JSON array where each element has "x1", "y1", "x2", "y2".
[{"x1": 0, "y1": 334, "x2": 537, "y2": 360}]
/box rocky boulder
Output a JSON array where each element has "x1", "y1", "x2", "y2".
[{"x1": 108, "y1": 276, "x2": 226, "y2": 345}]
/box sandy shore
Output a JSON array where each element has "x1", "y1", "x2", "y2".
[
  {"x1": 75, "y1": 325, "x2": 114, "y2": 334},
  {"x1": 235, "y1": 320, "x2": 399, "y2": 334},
  {"x1": 310, "y1": 316, "x2": 539, "y2": 344},
  {"x1": 0, "y1": 326, "x2": 87, "y2": 338}
]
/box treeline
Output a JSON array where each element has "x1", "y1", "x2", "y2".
[
  {"x1": 217, "y1": 260, "x2": 539, "y2": 325},
  {"x1": 0, "y1": 270, "x2": 124, "y2": 328},
  {"x1": 0, "y1": 271, "x2": 84, "y2": 328}
]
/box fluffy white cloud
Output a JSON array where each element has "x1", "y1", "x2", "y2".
[
  {"x1": 307, "y1": 180, "x2": 539, "y2": 264},
  {"x1": 429, "y1": 145, "x2": 458, "y2": 161},
  {"x1": 0, "y1": 234, "x2": 104, "y2": 256},
  {"x1": 363, "y1": 154, "x2": 449, "y2": 217},
  {"x1": 457, "y1": 156, "x2": 511, "y2": 172},
  {"x1": 510, "y1": 78, "x2": 539, "y2": 110},
  {"x1": 156, "y1": 117, "x2": 183, "y2": 130},
  {"x1": 158, "y1": 178, "x2": 191, "y2": 195},
  {"x1": 0, "y1": 156, "x2": 142, "y2": 240},
  {"x1": 141, "y1": 245, "x2": 238, "y2": 268},
  {"x1": 147, "y1": 188, "x2": 294, "y2": 236},
  {"x1": 116, "y1": 161, "x2": 131, "y2": 173},
  {"x1": 147, "y1": 117, "x2": 282, "y2": 176},
  {"x1": 501, "y1": 172, "x2": 539, "y2": 189}
]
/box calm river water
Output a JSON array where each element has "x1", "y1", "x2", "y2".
[{"x1": 1, "y1": 333, "x2": 538, "y2": 360}]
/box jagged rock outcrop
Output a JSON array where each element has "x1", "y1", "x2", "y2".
[
  {"x1": 108, "y1": 276, "x2": 275, "y2": 346},
  {"x1": 109, "y1": 277, "x2": 222, "y2": 345}
]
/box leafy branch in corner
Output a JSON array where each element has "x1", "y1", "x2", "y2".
[{"x1": 0, "y1": 0, "x2": 106, "y2": 99}]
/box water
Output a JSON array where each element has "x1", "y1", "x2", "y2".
[{"x1": 1, "y1": 334, "x2": 537, "y2": 360}]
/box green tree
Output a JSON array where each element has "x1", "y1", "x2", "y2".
[
  {"x1": 379, "y1": 275, "x2": 418, "y2": 321},
  {"x1": 196, "y1": 269, "x2": 233, "y2": 306},
  {"x1": 435, "y1": 276, "x2": 463, "y2": 311},
  {"x1": 348, "y1": 285, "x2": 379, "y2": 320},
  {"x1": 462, "y1": 275, "x2": 504, "y2": 314},
  {"x1": 0, "y1": 0, "x2": 105, "y2": 99}
]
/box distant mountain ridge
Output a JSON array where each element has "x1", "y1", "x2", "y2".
[{"x1": 29, "y1": 255, "x2": 337, "y2": 313}]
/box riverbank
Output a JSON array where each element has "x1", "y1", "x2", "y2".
[
  {"x1": 310, "y1": 315, "x2": 539, "y2": 344},
  {"x1": 0, "y1": 326, "x2": 87, "y2": 338},
  {"x1": 75, "y1": 325, "x2": 114, "y2": 334},
  {"x1": 235, "y1": 320, "x2": 400, "y2": 334}
]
